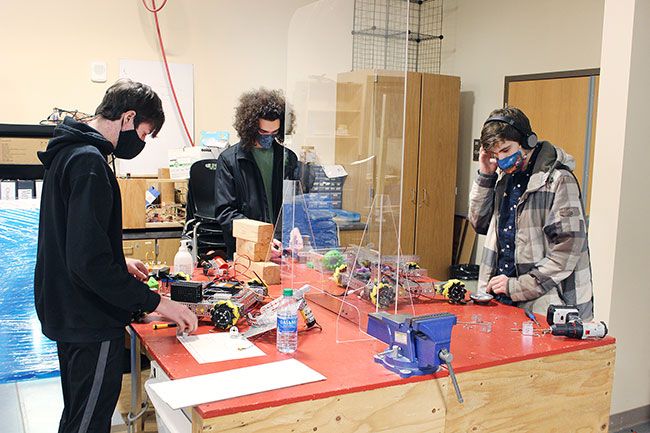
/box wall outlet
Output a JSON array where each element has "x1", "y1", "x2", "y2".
[{"x1": 91, "y1": 61, "x2": 107, "y2": 83}]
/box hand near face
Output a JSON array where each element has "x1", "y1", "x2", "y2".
[{"x1": 478, "y1": 146, "x2": 498, "y2": 175}]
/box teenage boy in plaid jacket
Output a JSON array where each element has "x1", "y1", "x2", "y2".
[{"x1": 469, "y1": 107, "x2": 593, "y2": 320}]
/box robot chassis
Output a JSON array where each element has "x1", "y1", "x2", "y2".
[{"x1": 330, "y1": 249, "x2": 467, "y2": 308}]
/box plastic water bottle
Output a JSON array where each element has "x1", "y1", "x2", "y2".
[
  {"x1": 276, "y1": 288, "x2": 298, "y2": 353},
  {"x1": 173, "y1": 239, "x2": 193, "y2": 276}
]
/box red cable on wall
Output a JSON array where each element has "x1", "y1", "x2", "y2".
[{"x1": 142, "y1": 0, "x2": 195, "y2": 147}]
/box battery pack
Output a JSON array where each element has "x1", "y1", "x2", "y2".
[{"x1": 170, "y1": 281, "x2": 203, "y2": 303}]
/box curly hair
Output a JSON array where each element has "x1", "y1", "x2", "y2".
[{"x1": 233, "y1": 88, "x2": 295, "y2": 150}]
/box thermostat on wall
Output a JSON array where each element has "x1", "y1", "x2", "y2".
[{"x1": 91, "y1": 61, "x2": 107, "y2": 83}]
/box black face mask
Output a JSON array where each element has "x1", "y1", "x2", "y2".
[{"x1": 114, "y1": 128, "x2": 146, "y2": 160}]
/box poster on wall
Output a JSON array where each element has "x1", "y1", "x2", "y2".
[{"x1": 118, "y1": 59, "x2": 194, "y2": 176}]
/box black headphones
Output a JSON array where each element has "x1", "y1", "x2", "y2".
[{"x1": 484, "y1": 115, "x2": 538, "y2": 150}]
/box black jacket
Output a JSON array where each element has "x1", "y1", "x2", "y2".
[
  {"x1": 214, "y1": 141, "x2": 299, "y2": 256},
  {"x1": 34, "y1": 117, "x2": 160, "y2": 343}
]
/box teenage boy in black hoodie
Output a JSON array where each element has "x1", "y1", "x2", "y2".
[{"x1": 34, "y1": 79, "x2": 197, "y2": 433}]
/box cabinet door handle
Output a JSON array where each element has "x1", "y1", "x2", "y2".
[
  {"x1": 410, "y1": 188, "x2": 417, "y2": 205},
  {"x1": 422, "y1": 188, "x2": 429, "y2": 206}
]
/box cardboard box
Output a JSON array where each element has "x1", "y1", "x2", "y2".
[{"x1": 0, "y1": 137, "x2": 48, "y2": 165}]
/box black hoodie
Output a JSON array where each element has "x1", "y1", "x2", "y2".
[{"x1": 34, "y1": 117, "x2": 160, "y2": 343}]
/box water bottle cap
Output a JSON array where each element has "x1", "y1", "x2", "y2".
[{"x1": 283, "y1": 288, "x2": 294, "y2": 297}]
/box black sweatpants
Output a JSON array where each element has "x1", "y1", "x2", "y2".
[{"x1": 56, "y1": 337, "x2": 124, "y2": 433}]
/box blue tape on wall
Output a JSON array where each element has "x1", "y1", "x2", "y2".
[{"x1": 0, "y1": 205, "x2": 59, "y2": 383}]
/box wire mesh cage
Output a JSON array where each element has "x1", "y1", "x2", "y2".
[{"x1": 352, "y1": 0, "x2": 443, "y2": 73}]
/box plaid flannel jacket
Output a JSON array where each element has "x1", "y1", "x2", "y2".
[{"x1": 469, "y1": 141, "x2": 594, "y2": 320}]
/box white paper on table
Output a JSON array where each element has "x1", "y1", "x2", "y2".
[
  {"x1": 177, "y1": 333, "x2": 266, "y2": 364},
  {"x1": 148, "y1": 358, "x2": 326, "y2": 410}
]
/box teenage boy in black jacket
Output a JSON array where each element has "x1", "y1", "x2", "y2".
[
  {"x1": 215, "y1": 88, "x2": 299, "y2": 257},
  {"x1": 34, "y1": 79, "x2": 197, "y2": 433}
]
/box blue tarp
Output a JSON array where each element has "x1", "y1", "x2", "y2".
[
  {"x1": 282, "y1": 194, "x2": 339, "y2": 250},
  {"x1": 0, "y1": 205, "x2": 59, "y2": 383}
]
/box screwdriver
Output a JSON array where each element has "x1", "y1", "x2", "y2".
[
  {"x1": 153, "y1": 323, "x2": 177, "y2": 330},
  {"x1": 524, "y1": 309, "x2": 541, "y2": 327}
]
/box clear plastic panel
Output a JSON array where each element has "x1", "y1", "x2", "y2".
[{"x1": 283, "y1": 0, "x2": 414, "y2": 343}]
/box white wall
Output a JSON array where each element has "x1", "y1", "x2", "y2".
[
  {"x1": 0, "y1": 0, "x2": 313, "y2": 141},
  {"x1": 440, "y1": 0, "x2": 605, "y2": 217},
  {"x1": 590, "y1": 0, "x2": 650, "y2": 416}
]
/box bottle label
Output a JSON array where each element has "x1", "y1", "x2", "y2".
[{"x1": 277, "y1": 315, "x2": 298, "y2": 333}]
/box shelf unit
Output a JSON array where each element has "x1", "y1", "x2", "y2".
[
  {"x1": 352, "y1": 0, "x2": 444, "y2": 74},
  {"x1": 335, "y1": 70, "x2": 460, "y2": 279}
]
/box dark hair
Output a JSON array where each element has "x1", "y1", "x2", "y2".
[
  {"x1": 480, "y1": 106, "x2": 532, "y2": 151},
  {"x1": 95, "y1": 79, "x2": 165, "y2": 137},
  {"x1": 233, "y1": 88, "x2": 295, "y2": 150}
]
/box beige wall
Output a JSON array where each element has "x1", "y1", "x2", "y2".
[
  {"x1": 591, "y1": 0, "x2": 650, "y2": 415},
  {"x1": 440, "y1": 0, "x2": 605, "y2": 217},
  {"x1": 0, "y1": 0, "x2": 313, "y2": 140}
]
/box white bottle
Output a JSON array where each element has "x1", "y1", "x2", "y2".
[
  {"x1": 173, "y1": 239, "x2": 193, "y2": 276},
  {"x1": 276, "y1": 288, "x2": 299, "y2": 353}
]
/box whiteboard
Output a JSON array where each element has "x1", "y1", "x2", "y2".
[{"x1": 117, "y1": 59, "x2": 194, "y2": 176}]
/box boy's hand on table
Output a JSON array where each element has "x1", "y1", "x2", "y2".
[
  {"x1": 155, "y1": 296, "x2": 198, "y2": 335},
  {"x1": 487, "y1": 274, "x2": 509, "y2": 295}
]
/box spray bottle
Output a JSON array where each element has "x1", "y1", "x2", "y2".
[{"x1": 173, "y1": 238, "x2": 194, "y2": 276}]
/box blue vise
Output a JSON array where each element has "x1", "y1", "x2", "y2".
[{"x1": 367, "y1": 312, "x2": 457, "y2": 378}]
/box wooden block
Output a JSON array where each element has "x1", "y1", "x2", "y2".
[
  {"x1": 236, "y1": 238, "x2": 270, "y2": 262},
  {"x1": 249, "y1": 261, "x2": 281, "y2": 285},
  {"x1": 233, "y1": 219, "x2": 273, "y2": 244}
]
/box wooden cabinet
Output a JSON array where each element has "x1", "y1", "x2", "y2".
[
  {"x1": 122, "y1": 236, "x2": 180, "y2": 267},
  {"x1": 335, "y1": 70, "x2": 460, "y2": 279},
  {"x1": 117, "y1": 177, "x2": 188, "y2": 230},
  {"x1": 156, "y1": 237, "x2": 181, "y2": 266},
  {"x1": 122, "y1": 239, "x2": 156, "y2": 262}
]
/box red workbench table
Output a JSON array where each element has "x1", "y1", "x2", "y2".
[{"x1": 130, "y1": 267, "x2": 615, "y2": 433}]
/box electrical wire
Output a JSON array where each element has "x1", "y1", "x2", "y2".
[
  {"x1": 232, "y1": 254, "x2": 252, "y2": 279},
  {"x1": 141, "y1": 0, "x2": 195, "y2": 147},
  {"x1": 40, "y1": 107, "x2": 92, "y2": 125},
  {"x1": 141, "y1": 0, "x2": 167, "y2": 13}
]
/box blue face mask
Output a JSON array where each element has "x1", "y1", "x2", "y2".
[
  {"x1": 257, "y1": 133, "x2": 276, "y2": 149},
  {"x1": 497, "y1": 149, "x2": 524, "y2": 173}
]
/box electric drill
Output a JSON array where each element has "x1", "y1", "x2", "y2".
[
  {"x1": 551, "y1": 321, "x2": 608, "y2": 339},
  {"x1": 547, "y1": 304, "x2": 608, "y2": 339}
]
